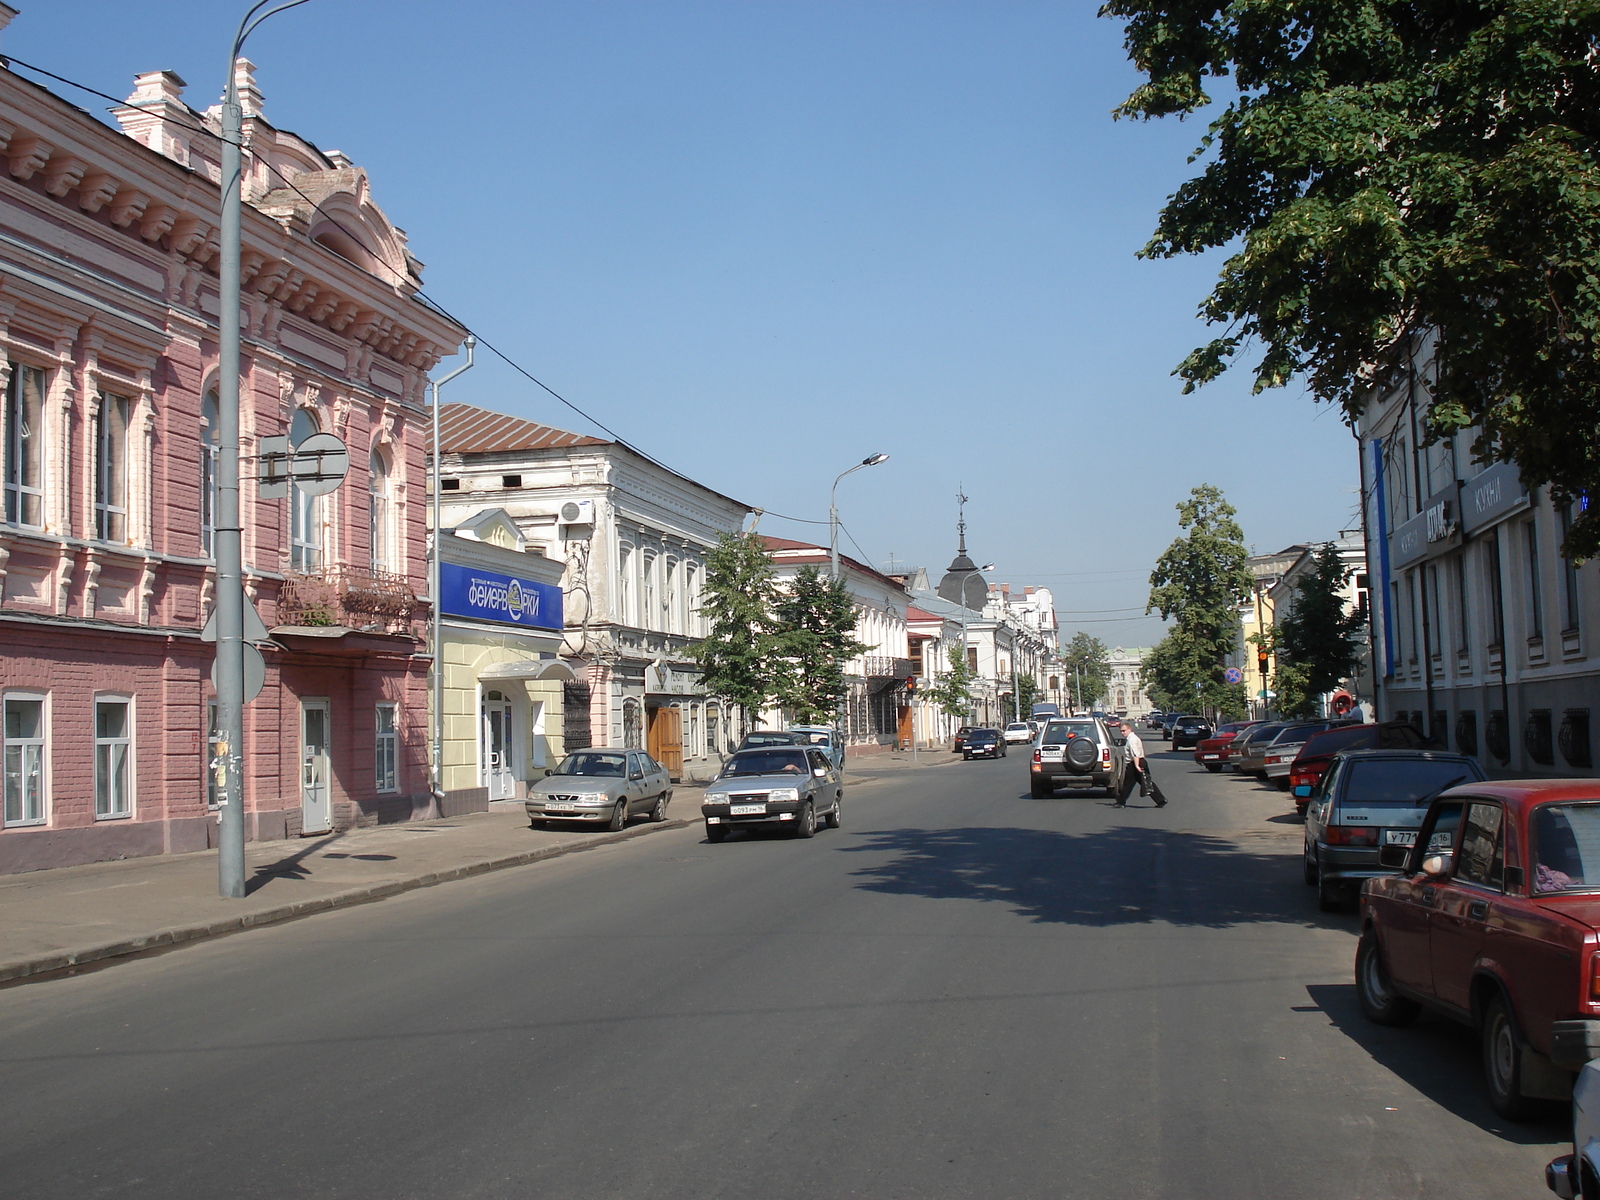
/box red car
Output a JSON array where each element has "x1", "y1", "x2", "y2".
[
  {"x1": 1193, "y1": 722, "x2": 1258, "y2": 773},
  {"x1": 1288, "y1": 721, "x2": 1438, "y2": 813},
  {"x1": 1359, "y1": 780, "x2": 1600, "y2": 1118}
]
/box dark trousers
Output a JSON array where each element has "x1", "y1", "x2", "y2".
[{"x1": 1119, "y1": 758, "x2": 1166, "y2": 804}]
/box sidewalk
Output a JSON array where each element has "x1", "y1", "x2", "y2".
[{"x1": 0, "y1": 756, "x2": 955, "y2": 987}]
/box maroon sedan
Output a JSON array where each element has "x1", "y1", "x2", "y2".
[
  {"x1": 1359, "y1": 781, "x2": 1600, "y2": 1118},
  {"x1": 1288, "y1": 720, "x2": 1438, "y2": 813},
  {"x1": 1192, "y1": 721, "x2": 1258, "y2": 773}
]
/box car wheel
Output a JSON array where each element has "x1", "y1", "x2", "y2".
[
  {"x1": 606, "y1": 800, "x2": 627, "y2": 833},
  {"x1": 1355, "y1": 929, "x2": 1419, "y2": 1027},
  {"x1": 705, "y1": 822, "x2": 726, "y2": 844},
  {"x1": 1316, "y1": 858, "x2": 1345, "y2": 912},
  {"x1": 1204, "y1": 763, "x2": 1222, "y2": 773},
  {"x1": 528, "y1": 818, "x2": 546, "y2": 830},
  {"x1": 1483, "y1": 993, "x2": 1539, "y2": 1120},
  {"x1": 825, "y1": 796, "x2": 842, "y2": 829},
  {"x1": 1031, "y1": 781, "x2": 1051, "y2": 799},
  {"x1": 1275, "y1": 777, "x2": 1291, "y2": 792},
  {"x1": 649, "y1": 793, "x2": 669, "y2": 823},
  {"x1": 792, "y1": 801, "x2": 816, "y2": 840}
]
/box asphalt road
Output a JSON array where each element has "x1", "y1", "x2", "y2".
[{"x1": 0, "y1": 744, "x2": 1568, "y2": 1199}]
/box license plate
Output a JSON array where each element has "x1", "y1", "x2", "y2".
[
  {"x1": 545, "y1": 803, "x2": 576, "y2": 812},
  {"x1": 731, "y1": 804, "x2": 765, "y2": 815},
  {"x1": 1384, "y1": 829, "x2": 1416, "y2": 846},
  {"x1": 1201, "y1": 753, "x2": 1218, "y2": 760}
]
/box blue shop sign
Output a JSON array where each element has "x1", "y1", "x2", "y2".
[{"x1": 440, "y1": 562, "x2": 563, "y2": 631}]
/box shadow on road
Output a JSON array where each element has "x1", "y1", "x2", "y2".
[
  {"x1": 1304, "y1": 982, "x2": 1569, "y2": 1143},
  {"x1": 842, "y1": 825, "x2": 1310, "y2": 929}
]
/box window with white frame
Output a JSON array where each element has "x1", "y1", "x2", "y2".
[
  {"x1": 95, "y1": 698, "x2": 132, "y2": 819},
  {"x1": 374, "y1": 702, "x2": 398, "y2": 792},
  {"x1": 1562, "y1": 504, "x2": 1582, "y2": 634},
  {"x1": 4, "y1": 364, "x2": 44, "y2": 527},
  {"x1": 289, "y1": 408, "x2": 322, "y2": 571},
  {"x1": 705, "y1": 704, "x2": 720, "y2": 756},
  {"x1": 665, "y1": 556, "x2": 680, "y2": 634},
  {"x1": 94, "y1": 392, "x2": 130, "y2": 543},
  {"x1": 642, "y1": 551, "x2": 658, "y2": 630},
  {"x1": 3, "y1": 694, "x2": 45, "y2": 825},
  {"x1": 685, "y1": 562, "x2": 700, "y2": 635},
  {"x1": 201, "y1": 391, "x2": 219, "y2": 556},
  {"x1": 618, "y1": 543, "x2": 635, "y2": 625},
  {"x1": 369, "y1": 445, "x2": 393, "y2": 574},
  {"x1": 1526, "y1": 519, "x2": 1544, "y2": 640}
]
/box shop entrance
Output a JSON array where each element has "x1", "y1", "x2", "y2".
[
  {"x1": 300, "y1": 698, "x2": 332, "y2": 835},
  {"x1": 646, "y1": 704, "x2": 683, "y2": 779},
  {"x1": 481, "y1": 689, "x2": 516, "y2": 800}
]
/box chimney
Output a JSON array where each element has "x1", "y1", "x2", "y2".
[
  {"x1": 1024, "y1": 586, "x2": 1035, "y2": 594},
  {"x1": 113, "y1": 70, "x2": 195, "y2": 166},
  {"x1": 232, "y1": 58, "x2": 265, "y2": 118}
]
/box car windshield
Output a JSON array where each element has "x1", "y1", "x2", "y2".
[
  {"x1": 1343, "y1": 758, "x2": 1483, "y2": 804},
  {"x1": 969, "y1": 730, "x2": 998, "y2": 741},
  {"x1": 1533, "y1": 803, "x2": 1600, "y2": 893},
  {"x1": 720, "y1": 750, "x2": 809, "y2": 778},
  {"x1": 554, "y1": 752, "x2": 626, "y2": 778},
  {"x1": 1043, "y1": 721, "x2": 1097, "y2": 742}
]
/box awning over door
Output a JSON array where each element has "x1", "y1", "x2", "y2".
[{"x1": 478, "y1": 660, "x2": 579, "y2": 683}]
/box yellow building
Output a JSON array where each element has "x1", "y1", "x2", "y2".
[{"x1": 438, "y1": 509, "x2": 574, "y2": 812}]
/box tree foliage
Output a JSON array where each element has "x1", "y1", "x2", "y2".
[
  {"x1": 769, "y1": 566, "x2": 870, "y2": 724},
  {"x1": 1061, "y1": 632, "x2": 1112, "y2": 709},
  {"x1": 1144, "y1": 484, "x2": 1252, "y2": 714},
  {"x1": 1103, "y1": 1, "x2": 1600, "y2": 556},
  {"x1": 686, "y1": 532, "x2": 778, "y2": 717},
  {"x1": 924, "y1": 644, "x2": 975, "y2": 720},
  {"x1": 1013, "y1": 673, "x2": 1041, "y2": 723},
  {"x1": 1271, "y1": 542, "x2": 1368, "y2": 718}
]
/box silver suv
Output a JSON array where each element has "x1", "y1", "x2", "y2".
[{"x1": 1030, "y1": 717, "x2": 1126, "y2": 799}]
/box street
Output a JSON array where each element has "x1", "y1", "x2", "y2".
[{"x1": 0, "y1": 748, "x2": 1567, "y2": 1199}]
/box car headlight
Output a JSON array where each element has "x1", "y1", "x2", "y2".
[
  {"x1": 766, "y1": 788, "x2": 800, "y2": 802},
  {"x1": 572, "y1": 792, "x2": 610, "y2": 804}
]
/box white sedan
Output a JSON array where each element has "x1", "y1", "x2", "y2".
[{"x1": 1003, "y1": 722, "x2": 1034, "y2": 744}]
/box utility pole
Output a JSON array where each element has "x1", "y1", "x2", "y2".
[
  {"x1": 430, "y1": 340, "x2": 475, "y2": 811},
  {"x1": 215, "y1": 0, "x2": 312, "y2": 899}
]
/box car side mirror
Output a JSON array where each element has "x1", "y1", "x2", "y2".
[
  {"x1": 813, "y1": 768, "x2": 827, "y2": 778},
  {"x1": 1421, "y1": 853, "x2": 1453, "y2": 879},
  {"x1": 629, "y1": 771, "x2": 643, "y2": 781},
  {"x1": 1292, "y1": 785, "x2": 1312, "y2": 798}
]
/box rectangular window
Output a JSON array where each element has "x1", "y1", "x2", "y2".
[
  {"x1": 1487, "y1": 530, "x2": 1506, "y2": 648},
  {"x1": 685, "y1": 563, "x2": 699, "y2": 636},
  {"x1": 95, "y1": 393, "x2": 130, "y2": 543},
  {"x1": 374, "y1": 703, "x2": 398, "y2": 793},
  {"x1": 1526, "y1": 519, "x2": 1543, "y2": 639},
  {"x1": 642, "y1": 552, "x2": 657, "y2": 630},
  {"x1": 1454, "y1": 554, "x2": 1470, "y2": 652},
  {"x1": 705, "y1": 705, "x2": 720, "y2": 757},
  {"x1": 5, "y1": 364, "x2": 44, "y2": 527},
  {"x1": 618, "y1": 545, "x2": 634, "y2": 625},
  {"x1": 1384, "y1": 436, "x2": 1411, "y2": 527},
  {"x1": 1426, "y1": 563, "x2": 1442, "y2": 659},
  {"x1": 95, "y1": 699, "x2": 131, "y2": 818},
  {"x1": 3, "y1": 695, "x2": 45, "y2": 825},
  {"x1": 1562, "y1": 505, "x2": 1581, "y2": 633}
]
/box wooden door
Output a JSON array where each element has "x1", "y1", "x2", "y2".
[
  {"x1": 897, "y1": 703, "x2": 913, "y2": 749},
  {"x1": 648, "y1": 706, "x2": 684, "y2": 780}
]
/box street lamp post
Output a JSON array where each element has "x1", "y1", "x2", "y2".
[
  {"x1": 215, "y1": 0, "x2": 313, "y2": 900},
  {"x1": 829, "y1": 453, "x2": 888, "y2": 579},
  {"x1": 430, "y1": 339, "x2": 476, "y2": 812}
]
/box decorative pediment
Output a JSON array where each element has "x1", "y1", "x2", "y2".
[
  {"x1": 255, "y1": 167, "x2": 417, "y2": 292},
  {"x1": 451, "y1": 508, "x2": 526, "y2": 553}
]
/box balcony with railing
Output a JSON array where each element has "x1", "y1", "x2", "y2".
[
  {"x1": 861, "y1": 655, "x2": 915, "y2": 680},
  {"x1": 276, "y1": 566, "x2": 419, "y2": 634}
]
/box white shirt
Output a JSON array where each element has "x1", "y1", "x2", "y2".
[{"x1": 1122, "y1": 728, "x2": 1146, "y2": 763}]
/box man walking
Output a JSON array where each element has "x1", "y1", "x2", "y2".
[{"x1": 1115, "y1": 722, "x2": 1166, "y2": 807}]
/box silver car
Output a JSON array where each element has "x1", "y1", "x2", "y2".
[
  {"x1": 701, "y1": 746, "x2": 843, "y2": 842},
  {"x1": 526, "y1": 748, "x2": 672, "y2": 831}
]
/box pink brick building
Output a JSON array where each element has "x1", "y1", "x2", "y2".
[{"x1": 0, "y1": 26, "x2": 464, "y2": 873}]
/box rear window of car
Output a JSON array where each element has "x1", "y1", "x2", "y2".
[
  {"x1": 1341, "y1": 758, "x2": 1485, "y2": 805},
  {"x1": 1302, "y1": 725, "x2": 1376, "y2": 757},
  {"x1": 742, "y1": 732, "x2": 797, "y2": 747},
  {"x1": 1043, "y1": 721, "x2": 1097, "y2": 743},
  {"x1": 1270, "y1": 723, "x2": 1329, "y2": 745},
  {"x1": 1533, "y1": 802, "x2": 1600, "y2": 893}
]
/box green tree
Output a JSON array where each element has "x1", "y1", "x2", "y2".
[
  {"x1": 1102, "y1": 1, "x2": 1600, "y2": 556},
  {"x1": 769, "y1": 566, "x2": 870, "y2": 724},
  {"x1": 924, "y1": 644, "x2": 974, "y2": 721},
  {"x1": 685, "y1": 532, "x2": 777, "y2": 725},
  {"x1": 1013, "y1": 673, "x2": 1040, "y2": 723},
  {"x1": 1145, "y1": 485, "x2": 1252, "y2": 714},
  {"x1": 1272, "y1": 543, "x2": 1368, "y2": 718},
  {"x1": 1061, "y1": 632, "x2": 1112, "y2": 709}
]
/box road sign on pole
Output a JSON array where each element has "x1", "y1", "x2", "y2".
[{"x1": 1224, "y1": 666, "x2": 1243, "y2": 684}]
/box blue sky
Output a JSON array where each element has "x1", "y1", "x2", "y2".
[{"x1": 17, "y1": 1, "x2": 1359, "y2": 647}]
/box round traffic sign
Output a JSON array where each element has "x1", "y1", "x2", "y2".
[
  {"x1": 1224, "y1": 666, "x2": 1243, "y2": 684},
  {"x1": 289, "y1": 432, "x2": 349, "y2": 497}
]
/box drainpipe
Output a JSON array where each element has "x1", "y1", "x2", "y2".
[{"x1": 430, "y1": 337, "x2": 475, "y2": 813}]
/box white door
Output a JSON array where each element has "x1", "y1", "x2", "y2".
[
  {"x1": 300, "y1": 699, "x2": 332, "y2": 834},
  {"x1": 481, "y1": 691, "x2": 515, "y2": 801}
]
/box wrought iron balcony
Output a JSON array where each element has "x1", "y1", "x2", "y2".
[
  {"x1": 862, "y1": 655, "x2": 915, "y2": 679},
  {"x1": 277, "y1": 566, "x2": 418, "y2": 633}
]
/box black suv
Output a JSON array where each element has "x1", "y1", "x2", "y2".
[{"x1": 1170, "y1": 714, "x2": 1213, "y2": 750}]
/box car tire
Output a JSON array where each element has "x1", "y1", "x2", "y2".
[
  {"x1": 825, "y1": 796, "x2": 842, "y2": 829},
  {"x1": 1204, "y1": 763, "x2": 1222, "y2": 773},
  {"x1": 706, "y1": 822, "x2": 726, "y2": 844},
  {"x1": 1316, "y1": 859, "x2": 1345, "y2": 912},
  {"x1": 792, "y1": 801, "x2": 816, "y2": 840},
  {"x1": 1031, "y1": 780, "x2": 1051, "y2": 799},
  {"x1": 1483, "y1": 993, "x2": 1540, "y2": 1120},
  {"x1": 1275, "y1": 777, "x2": 1291, "y2": 792},
  {"x1": 1303, "y1": 843, "x2": 1318, "y2": 886},
  {"x1": 607, "y1": 800, "x2": 627, "y2": 833},
  {"x1": 649, "y1": 793, "x2": 669, "y2": 823},
  {"x1": 1355, "y1": 929, "x2": 1419, "y2": 1027},
  {"x1": 528, "y1": 818, "x2": 546, "y2": 830}
]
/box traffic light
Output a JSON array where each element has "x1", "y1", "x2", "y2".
[
  {"x1": 904, "y1": 676, "x2": 917, "y2": 693},
  {"x1": 1257, "y1": 647, "x2": 1270, "y2": 673}
]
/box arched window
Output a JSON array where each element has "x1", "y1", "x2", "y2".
[
  {"x1": 289, "y1": 408, "x2": 321, "y2": 571},
  {"x1": 368, "y1": 445, "x2": 392, "y2": 574},
  {"x1": 200, "y1": 391, "x2": 219, "y2": 556}
]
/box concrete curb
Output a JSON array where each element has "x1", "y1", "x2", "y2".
[{"x1": 0, "y1": 817, "x2": 693, "y2": 987}]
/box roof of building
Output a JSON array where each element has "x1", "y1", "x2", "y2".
[
  {"x1": 437, "y1": 403, "x2": 607, "y2": 454},
  {"x1": 760, "y1": 536, "x2": 906, "y2": 594},
  {"x1": 906, "y1": 606, "x2": 943, "y2": 623}
]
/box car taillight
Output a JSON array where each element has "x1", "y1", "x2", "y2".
[
  {"x1": 1032, "y1": 749, "x2": 1042, "y2": 763},
  {"x1": 1590, "y1": 954, "x2": 1600, "y2": 1002},
  {"x1": 1101, "y1": 749, "x2": 1111, "y2": 767},
  {"x1": 1326, "y1": 825, "x2": 1378, "y2": 847},
  {"x1": 1290, "y1": 770, "x2": 1317, "y2": 789}
]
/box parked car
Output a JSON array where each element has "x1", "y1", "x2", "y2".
[
  {"x1": 1193, "y1": 722, "x2": 1257, "y2": 772},
  {"x1": 1545, "y1": 1056, "x2": 1600, "y2": 1198},
  {"x1": 1160, "y1": 712, "x2": 1181, "y2": 741},
  {"x1": 1003, "y1": 721, "x2": 1034, "y2": 744},
  {"x1": 738, "y1": 730, "x2": 801, "y2": 752},
  {"x1": 786, "y1": 725, "x2": 845, "y2": 769},
  {"x1": 1288, "y1": 721, "x2": 1439, "y2": 813},
  {"x1": 1230, "y1": 722, "x2": 1295, "y2": 776},
  {"x1": 1304, "y1": 749, "x2": 1486, "y2": 911},
  {"x1": 701, "y1": 745, "x2": 843, "y2": 842},
  {"x1": 1030, "y1": 716, "x2": 1126, "y2": 799},
  {"x1": 526, "y1": 748, "x2": 673, "y2": 830},
  {"x1": 963, "y1": 728, "x2": 1007, "y2": 760},
  {"x1": 952, "y1": 725, "x2": 979, "y2": 753},
  {"x1": 1145, "y1": 711, "x2": 1166, "y2": 731},
  {"x1": 1262, "y1": 720, "x2": 1352, "y2": 789},
  {"x1": 1170, "y1": 714, "x2": 1214, "y2": 750},
  {"x1": 1359, "y1": 780, "x2": 1600, "y2": 1118}
]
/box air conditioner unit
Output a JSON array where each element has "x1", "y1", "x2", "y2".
[{"x1": 559, "y1": 499, "x2": 595, "y2": 525}]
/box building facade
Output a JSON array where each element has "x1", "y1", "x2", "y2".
[
  {"x1": 1359, "y1": 333, "x2": 1600, "y2": 775},
  {"x1": 0, "y1": 48, "x2": 462, "y2": 872},
  {"x1": 436, "y1": 404, "x2": 749, "y2": 781}
]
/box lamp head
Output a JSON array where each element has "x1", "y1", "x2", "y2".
[{"x1": 863, "y1": 453, "x2": 889, "y2": 466}]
